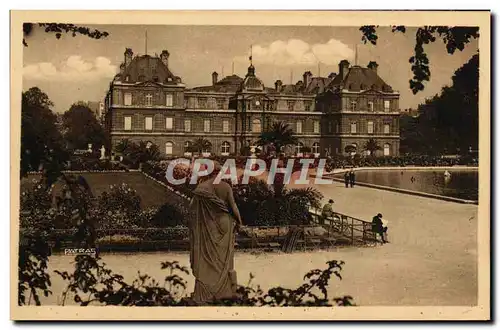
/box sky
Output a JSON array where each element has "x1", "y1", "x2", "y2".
[{"x1": 22, "y1": 25, "x2": 479, "y2": 113}]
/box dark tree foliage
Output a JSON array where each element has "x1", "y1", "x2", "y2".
[
  {"x1": 62, "y1": 102, "x2": 106, "y2": 150},
  {"x1": 257, "y1": 121, "x2": 299, "y2": 153},
  {"x1": 23, "y1": 23, "x2": 109, "y2": 47},
  {"x1": 21, "y1": 87, "x2": 69, "y2": 185},
  {"x1": 363, "y1": 138, "x2": 382, "y2": 157},
  {"x1": 360, "y1": 25, "x2": 479, "y2": 94},
  {"x1": 400, "y1": 54, "x2": 479, "y2": 154}
]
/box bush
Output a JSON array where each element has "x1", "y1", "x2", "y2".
[
  {"x1": 96, "y1": 234, "x2": 141, "y2": 244},
  {"x1": 148, "y1": 204, "x2": 186, "y2": 228},
  {"x1": 98, "y1": 183, "x2": 141, "y2": 219}
]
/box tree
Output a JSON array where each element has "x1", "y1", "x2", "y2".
[
  {"x1": 62, "y1": 102, "x2": 106, "y2": 150},
  {"x1": 257, "y1": 121, "x2": 299, "y2": 154},
  {"x1": 21, "y1": 87, "x2": 69, "y2": 184},
  {"x1": 363, "y1": 138, "x2": 382, "y2": 157},
  {"x1": 192, "y1": 138, "x2": 212, "y2": 154},
  {"x1": 23, "y1": 23, "x2": 109, "y2": 47},
  {"x1": 400, "y1": 54, "x2": 479, "y2": 154},
  {"x1": 360, "y1": 26, "x2": 479, "y2": 94}
]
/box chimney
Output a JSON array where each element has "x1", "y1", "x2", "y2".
[
  {"x1": 160, "y1": 50, "x2": 170, "y2": 67},
  {"x1": 212, "y1": 71, "x2": 218, "y2": 85},
  {"x1": 303, "y1": 71, "x2": 313, "y2": 87},
  {"x1": 338, "y1": 60, "x2": 350, "y2": 80},
  {"x1": 275, "y1": 80, "x2": 283, "y2": 92},
  {"x1": 367, "y1": 61, "x2": 379, "y2": 73},
  {"x1": 124, "y1": 48, "x2": 133, "y2": 67}
]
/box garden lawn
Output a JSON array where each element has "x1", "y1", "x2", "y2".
[{"x1": 21, "y1": 172, "x2": 178, "y2": 209}]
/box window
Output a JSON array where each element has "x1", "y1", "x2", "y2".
[
  {"x1": 124, "y1": 93, "x2": 132, "y2": 106},
  {"x1": 221, "y1": 141, "x2": 230, "y2": 155},
  {"x1": 203, "y1": 142, "x2": 212, "y2": 153},
  {"x1": 384, "y1": 124, "x2": 390, "y2": 134},
  {"x1": 184, "y1": 141, "x2": 192, "y2": 153},
  {"x1": 313, "y1": 121, "x2": 320, "y2": 134},
  {"x1": 350, "y1": 122, "x2": 357, "y2": 134},
  {"x1": 328, "y1": 122, "x2": 332, "y2": 133},
  {"x1": 125, "y1": 75, "x2": 130, "y2": 82},
  {"x1": 384, "y1": 100, "x2": 390, "y2": 112},
  {"x1": 223, "y1": 120, "x2": 230, "y2": 133},
  {"x1": 296, "y1": 121, "x2": 303, "y2": 134},
  {"x1": 146, "y1": 94, "x2": 153, "y2": 107},
  {"x1": 145, "y1": 117, "x2": 153, "y2": 130},
  {"x1": 335, "y1": 122, "x2": 340, "y2": 133},
  {"x1": 124, "y1": 116, "x2": 132, "y2": 130},
  {"x1": 204, "y1": 119, "x2": 211, "y2": 132},
  {"x1": 304, "y1": 101, "x2": 312, "y2": 111},
  {"x1": 367, "y1": 121, "x2": 374, "y2": 134},
  {"x1": 312, "y1": 142, "x2": 320, "y2": 154},
  {"x1": 368, "y1": 101, "x2": 374, "y2": 111},
  {"x1": 287, "y1": 100, "x2": 295, "y2": 111},
  {"x1": 165, "y1": 142, "x2": 173, "y2": 156},
  {"x1": 208, "y1": 98, "x2": 217, "y2": 109},
  {"x1": 216, "y1": 98, "x2": 225, "y2": 109},
  {"x1": 166, "y1": 94, "x2": 173, "y2": 107},
  {"x1": 166, "y1": 117, "x2": 173, "y2": 130},
  {"x1": 350, "y1": 101, "x2": 357, "y2": 111},
  {"x1": 184, "y1": 119, "x2": 191, "y2": 132},
  {"x1": 146, "y1": 141, "x2": 153, "y2": 149},
  {"x1": 295, "y1": 142, "x2": 304, "y2": 155},
  {"x1": 198, "y1": 97, "x2": 207, "y2": 108},
  {"x1": 252, "y1": 119, "x2": 262, "y2": 133},
  {"x1": 383, "y1": 143, "x2": 390, "y2": 156}
]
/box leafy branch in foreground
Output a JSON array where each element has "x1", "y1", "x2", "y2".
[
  {"x1": 55, "y1": 255, "x2": 354, "y2": 307},
  {"x1": 359, "y1": 25, "x2": 479, "y2": 94},
  {"x1": 23, "y1": 23, "x2": 109, "y2": 47}
]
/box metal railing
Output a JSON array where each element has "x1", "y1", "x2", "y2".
[{"x1": 308, "y1": 208, "x2": 378, "y2": 245}]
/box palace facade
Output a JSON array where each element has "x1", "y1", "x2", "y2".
[{"x1": 104, "y1": 48, "x2": 400, "y2": 158}]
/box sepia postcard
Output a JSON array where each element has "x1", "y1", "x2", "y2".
[{"x1": 10, "y1": 10, "x2": 490, "y2": 321}]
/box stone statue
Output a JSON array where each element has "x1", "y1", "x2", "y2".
[
  {"x1": 188, "y1": 161, "x2": 243, "y2": 305},
  {"x1": 100, "y1": 146, "x2": 106, "y2": 160}
]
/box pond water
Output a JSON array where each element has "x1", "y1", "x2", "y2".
[{"x1": 337, "y1": 169, "x2": 478, "y2": 201}]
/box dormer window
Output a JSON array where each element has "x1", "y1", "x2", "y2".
[
  {"x1": 350, "y1": 101, "x2": 357, "y2": 111},
  {"x1": 146, "y1": 94, "x2": 153, "y2": 107},
  {"x1": 125, "y1": 75, "x2": 130, "y2": 82}
]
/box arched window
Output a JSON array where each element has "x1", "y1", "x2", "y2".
[
  {"x1": 221, "y1": 141, "x2": 231, "y2": 155},
  {"x1": 252, "y1": 119, "x2": 262, "y2": 133},
  {"x1": 184, "y1": 141, "x2": 192, "y2": 153},
  {"x1": 312, "y1": 142, "x2": 320, "y2": 154},
  {"x1": 203, "y1": 142, "x2": 212, "y2": 153},
  {"x1": 295, "y1": 142, "x2": 304, "y2": 155},
  {"x1": 383, "y1": 143, "x2": 391, "y2": 156},
  {"x1": 165, "y1": 142, "x2": 173, "y2": 156}
]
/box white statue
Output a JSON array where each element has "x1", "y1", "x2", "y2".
[
  {"x1": 87, "y1": 143, "x2": 93, "y2": 152},
  {"x1": 100, "y1": 145, "x2": 106, "y2": 160}
]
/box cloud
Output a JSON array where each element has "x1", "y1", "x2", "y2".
[
  {"x1": 23, "y1": 56, "x2": 118, "y2": 81},
  {"x1": 234, "y1": 39, "x2": 354, "y2": 66}
]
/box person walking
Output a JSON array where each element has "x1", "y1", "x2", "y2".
[
  {"x1": 344, "y1": 172, "x2": 349, "y2": 188},
  {"x1": 349, "y1": 170, "x2": 356, "y2": 188},
  {"x1": 371, "y1": 213, "x2": 387, "y2": 244}
]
